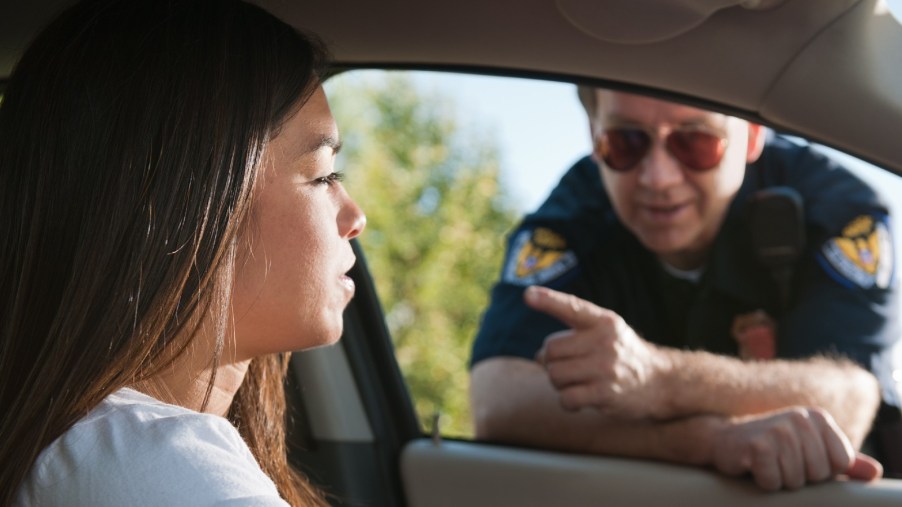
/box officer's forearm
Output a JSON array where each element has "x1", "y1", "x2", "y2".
[
  {"x1": 470, "y1": 357, "x2": 716, "y2": 462},
  {"x1": 471, "y1": 357, "x2": 604, "y2": 452},
  {"x1": 653, "y1": 349, "x2": 880, "y2": 448},
  {"x1": 469, "y1": 355, "x2": 877, "y2": 483}
]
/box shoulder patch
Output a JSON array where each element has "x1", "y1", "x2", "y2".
[
  {"x1": 819, "y1": 214, "x2": 894, "y2": 289},
  {"x1": 503, "y1": 227, "x2": 578, "y2": 286}
]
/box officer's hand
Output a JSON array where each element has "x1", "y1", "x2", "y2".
[
  {"x1": 528, "y1": 285, "x2": 669, "y2": 418},
  {"x1": 710, "y1": 407, "x2": 882, "y2": 491}
]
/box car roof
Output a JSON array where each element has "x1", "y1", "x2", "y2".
[
  {"x1": 2, "y1": 0, "x2": 901, "y2": 171},
  {"x1": 257, "y1": 0, "x2": 902, "y2": 172}
]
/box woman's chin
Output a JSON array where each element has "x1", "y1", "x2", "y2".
[{"x1": 300, "y1": 321, "x2": 345, "y2": 351}]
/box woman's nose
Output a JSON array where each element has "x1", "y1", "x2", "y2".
[{"x1": 340, "y1": 192, "x2": 366, "y2": 239}]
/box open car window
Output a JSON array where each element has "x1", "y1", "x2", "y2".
[{"x1": 322, "y1": 69, "x2": 902, "y2": 442}]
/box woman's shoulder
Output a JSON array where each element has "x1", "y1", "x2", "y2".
[
  {"x1": 83, "y1": 388, "x2": 249, "y2": 449},
  {"x1": 18, "y1": 388, "x2": 288, "y2": 506}
]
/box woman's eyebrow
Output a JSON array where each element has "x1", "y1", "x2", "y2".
[{"x1": 306, "y1": 134, "x2": 342, "y2": 155}]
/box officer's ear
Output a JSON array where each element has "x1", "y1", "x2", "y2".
[
  {"x1": 746, "y1": 122, "x2": 766, "y2": 163},
  {"x1": 589, "y1": 118, "x2": 602, "y2": 165}
]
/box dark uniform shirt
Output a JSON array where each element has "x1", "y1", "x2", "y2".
[{"x1": 472, "y1": 135, "x2": 901, "y2": 417}]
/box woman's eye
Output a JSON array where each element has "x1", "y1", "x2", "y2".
[{"x1": 314, "y1": 172, "x2": 345, "y2": 187}]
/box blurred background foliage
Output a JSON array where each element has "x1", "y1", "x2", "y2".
[{"x1": 325, "y1": 72, "x2": 519, "y2": 436}]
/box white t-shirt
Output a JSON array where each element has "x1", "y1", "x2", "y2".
[{"x1": 16, "y1": 388, "x2": 290, "y2": 506}]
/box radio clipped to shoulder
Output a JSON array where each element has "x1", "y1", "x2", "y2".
[{"x1": 745, "y1": 186, "x2": 806, "y2": 310}]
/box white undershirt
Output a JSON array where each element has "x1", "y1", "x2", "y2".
[{"x1": 660, "y1": 261, "x2": 705, "y2": 284}]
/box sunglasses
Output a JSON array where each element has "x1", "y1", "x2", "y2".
[{"x1": 596, "y1": 125, "x2": 728, "y2": 172}]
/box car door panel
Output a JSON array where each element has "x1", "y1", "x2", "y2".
[{"x1": 401, "y1": 438, "x2": 902, "y2": 507}]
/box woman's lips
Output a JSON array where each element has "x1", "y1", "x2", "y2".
[
  {"x1": 339, "y1": 255, "x2": 357, "y2": 298},
  {"x1": 339, "y1": 274, "x2": 356, "y2": 296}
]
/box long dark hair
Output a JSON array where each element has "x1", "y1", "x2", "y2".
[{"x1": 0, "y1": 0, "x2": 329, "y2": 504}]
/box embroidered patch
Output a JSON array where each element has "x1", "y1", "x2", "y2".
[
  {"x1": 502, "y1": 228, "x2": 578, "y2": 286},
  {"x1": 820, "y1": 214, "x2": 894, "y2": 289}
]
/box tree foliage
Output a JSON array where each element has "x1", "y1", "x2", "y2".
[{"x1": 325, "y1": 72, "x2": 518, "y2": 436}]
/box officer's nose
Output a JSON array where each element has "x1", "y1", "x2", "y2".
[{"x1": 636, "y1": 133, "x2": 685, "y2": 191}]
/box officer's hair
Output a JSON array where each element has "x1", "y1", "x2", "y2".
[{"x1": 576, "y1": 84, "x2": 597, "y2": 117}]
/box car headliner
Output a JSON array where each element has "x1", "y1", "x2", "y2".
[{"x1": 2, "y1": 0, "x2": 901, "y2": 173}]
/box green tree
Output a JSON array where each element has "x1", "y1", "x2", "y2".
[{"x1": 325, "y1": 72, "x2": 519, "y2": 436}]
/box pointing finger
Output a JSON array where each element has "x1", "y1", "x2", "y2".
[{"x1": 524, "y1": 285, "x2": 608, "y2": 330}]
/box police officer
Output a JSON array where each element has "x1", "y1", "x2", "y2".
[{"x1": 470, "y1": 88, "x2": 901, "y2": 491}]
